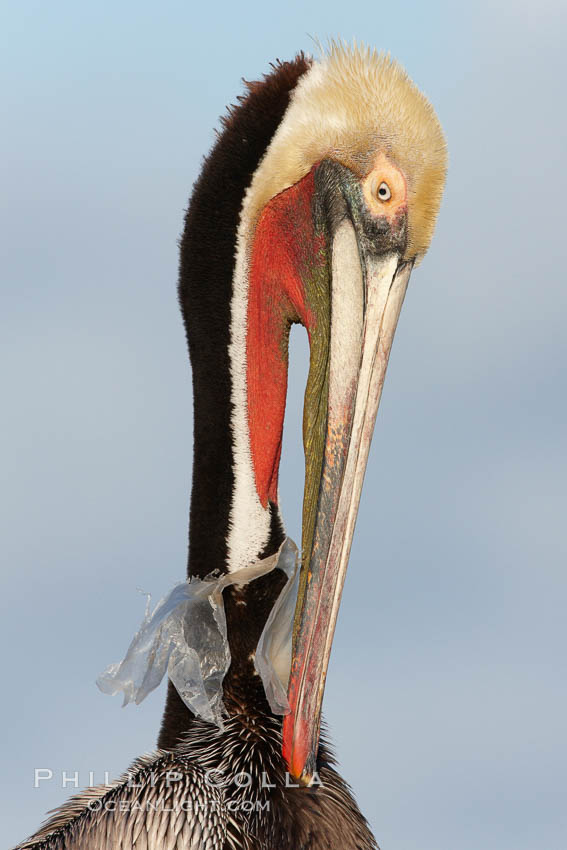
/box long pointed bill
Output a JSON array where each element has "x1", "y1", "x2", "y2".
[{"x1": 283, "y1": 219, "x2": 413, "y2": 783}]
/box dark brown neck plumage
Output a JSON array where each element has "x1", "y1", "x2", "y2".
[{"x1": 157, "y1": 55, "x2": 311, "y2": 751}]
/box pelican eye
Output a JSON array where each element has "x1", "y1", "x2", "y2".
[{"x1": 377, "y1": 181, "x2": 391, "y2": 201}]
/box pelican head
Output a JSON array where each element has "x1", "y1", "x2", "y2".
[{"x1": 230, "y1": 44, "x2": 447, "y2": 783}]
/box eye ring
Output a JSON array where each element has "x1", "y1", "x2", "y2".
[{"x1": 376, "y1": 181, "x2": 391, "y2": 202}]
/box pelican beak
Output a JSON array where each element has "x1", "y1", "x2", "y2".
[{"x1": 282, "y1": 213, "x2": 413, "y2": 783}]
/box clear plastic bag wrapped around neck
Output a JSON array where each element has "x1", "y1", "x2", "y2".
[{"x1": 97, "y1": 538, "x2": 299, "y2": 728}]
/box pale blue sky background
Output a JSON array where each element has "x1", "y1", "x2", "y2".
[{"x1": 2, "y1": 1, "x2": 566, "y2": 848}]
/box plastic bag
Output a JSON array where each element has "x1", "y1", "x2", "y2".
[
  {"x1": 254, "y1": 537, "x2": 299, "y2": 714},
  {"x1": 97, "y1": 537, "x2": 299, "y2": 728}
]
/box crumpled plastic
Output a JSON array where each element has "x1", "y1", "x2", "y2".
[
  {"x1": 254, "y1": 537, "x2": 299, "y2": 714},
  {"x1": 97, "y1": 537, "x2": 300, "y2": 728}
]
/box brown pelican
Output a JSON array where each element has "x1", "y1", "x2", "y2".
[{"x1": 15, "y1": 44, "x2": 446, "y2": 849}]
